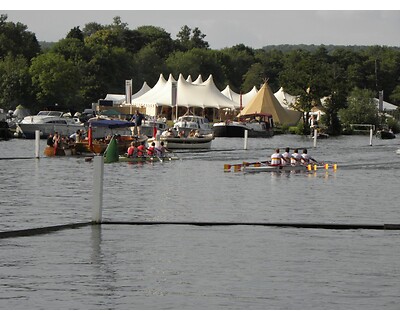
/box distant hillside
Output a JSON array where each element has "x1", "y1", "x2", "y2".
[{"x1": 262, "y1": 44, "x2": 400, "y2": 53}]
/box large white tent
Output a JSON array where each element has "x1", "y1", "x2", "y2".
[{"x1": 131, "y1": 73, "x2": 239, "y2": 112}]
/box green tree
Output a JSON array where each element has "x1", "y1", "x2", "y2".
[
  {"x1": 66, "y1": 26, "x2": 84, "y2": 42},
  {"x1": 166, "y1": 48, "x2": 226, "y2": 88},
  {"x1": 0, "y1": 54, "x2": 33, "y2": 108},
  {"x1": 176, "y1": 25, "x2": 209, "y2": 51},
  {"x1": 29, "y1": 52, "x2": 82, "y2": 107},
  {"x1": 0, "y1": 14, "x2": 41, "y2": 60},
  {"x1": 338, "y1": 88, "x2": 379, "y2": 129},
  {"x1": 133, "y1": 45, "x2": 167, "y2": 89},
  {"x1": 242, "y1": 63, "x2": 265, "y2": 92},
  {"x1": 220, "y1": 44, "x2": 256, "y2": 92},
  {"x1": 176, "y1": 25, "x2": 191, "y2": 51}
]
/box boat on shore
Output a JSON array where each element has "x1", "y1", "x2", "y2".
[{"x1": 15, "y1": 111, "x2": 84, "y2": 139}]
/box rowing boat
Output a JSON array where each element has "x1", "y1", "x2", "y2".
[
  {"x1": 117, "y1": 155, "x2": 179, "y2": 163},
  {"x1": 244, "y1": 164, "x2": 318, "y2": 173},
  {"x1": 224, "y1": 161, "x2": 337, "y2": 172}
]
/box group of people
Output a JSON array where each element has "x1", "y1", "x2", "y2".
[
  {"x1": 270, "y1": 147, "x2": 318, "y2": 166},
  {"x1": 161, "y1": 128, "x2": 202, "y2": 138},
  {"x1": 47, "y1": 130, "x2": 84, "y2": 148},
  {"x1": 126, "y1": 141, "x2": 170, "y2": 158}
]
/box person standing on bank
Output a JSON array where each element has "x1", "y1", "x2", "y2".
[{"x1": 132, "y1": 109, "x2": 145, "y2": 136}]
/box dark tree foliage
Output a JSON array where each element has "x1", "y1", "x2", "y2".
[
  {"x1": 1, "y1": 14, "x2": 400, "y2": 134},
  {"x1": 0, "y1": 14, "x2": 41, "y2": 61}
]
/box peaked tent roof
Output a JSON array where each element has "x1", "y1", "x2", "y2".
[
  {"x1": 221, "y1": 85, "x2": 258, "y2": 108},
  {"x1": 274, "y1": 87, "x2": 299, "y2": 109},
  {"x1": 193, "y1": 75, "x2": 203, "y2": 84},
  {"x1": 238, "y1": 82, "x2": 302, "y2": 125},
  {"x1": 132, "y1": 82, "x2": 151, "y2": 99},
  {"x1": 104, "y1": 81, "x2": 152, "y2": 104}
]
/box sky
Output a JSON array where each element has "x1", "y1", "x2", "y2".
[{"x1": 2, "y1": 2, "x2": 400, "y2": 49}]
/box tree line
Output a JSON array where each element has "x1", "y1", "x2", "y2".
[{"x1": 1, "y1": 14, "x2": 400, "y2": 134}]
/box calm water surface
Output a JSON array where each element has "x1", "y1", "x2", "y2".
[{"x1": 1, "y1": 135, "x2": 400, "y2": 309}]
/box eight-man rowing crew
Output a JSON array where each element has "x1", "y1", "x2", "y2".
[{"x1": 224, "y1": 147, "x2": 338, "y2": 173}]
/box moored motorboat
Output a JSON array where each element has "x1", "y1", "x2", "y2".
[
  {"x1": 213, "y1": 113, "x2": 274, "y2": 138},
  {"x1": 155, "y1": 134, "x2": 214, "y2": 149},
  {"x1": 173, "y1": 114, "x2": 213, "y2": 136},
  {"x1": 15, "y1": 111, "x2": 84, "y2": 139}
]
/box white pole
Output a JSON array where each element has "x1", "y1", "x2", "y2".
[
  {"x1": 313, "y1": 129, "x2": 318, "y2": 148},
  {"x1": 369, "y1": 127, "x2": 373, "y2": 146},
  {"x1": 35, "y1": 130, "x2": 40, "y2": 158},
  {"x1": 92, "y1": 155, "x2": 104, "y2": 223},
  {"x1": 244, "y1": 130, "x2": 248, "y2": 150},
  {"x1": 155, "y1": 129, "x2": 160, "y2": 148}
]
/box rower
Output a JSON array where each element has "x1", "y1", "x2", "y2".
[
  {"x1": 270, "y1": 148, "x2": 283, "y2": 166},
  {"x1": 282, "y1": 147, "x2": 291, "y2": 165},
  {"x1": 291, "y1": 148, "x2": 302, "y2": 166},
  {"x1": 301, "y1": 148, "x2": 318, "y2": 164}
]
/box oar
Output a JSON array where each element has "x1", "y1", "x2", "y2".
[
  {"x1": 242, "y1": 160, "x2": 270, "y2": 167},
  {"x1": 224, "y1": 160, "x2": 270, "y2": 172}
]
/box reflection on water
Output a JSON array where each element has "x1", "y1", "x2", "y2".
[{"x1": 1, "y1": 136, "x2": 400, "y2": 309}]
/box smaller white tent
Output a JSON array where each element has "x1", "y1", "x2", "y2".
[
  {"x1": 274, "y1": 87, "x2": 299, "y2": 109},
  {"x1": 104, "y1": 82, "x2": 152, "y2": 105},
  {"x1": 221, "y1": 85, "x2": 258, "y2": 109},
  {"x1": 374, "y1": 98, "x2": 398, "y2": 111}
]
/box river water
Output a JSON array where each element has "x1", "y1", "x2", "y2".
[{"x1": 1, "y1": 135, "x2": 400, "y2": 309}]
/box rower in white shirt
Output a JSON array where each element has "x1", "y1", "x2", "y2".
[{"x1": 270, "y1": 148, "x2": 283, "y2": 166}]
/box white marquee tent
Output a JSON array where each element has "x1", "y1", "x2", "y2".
[{"x1": 130, "y1": 74, "x2": 239, "y2": 114}]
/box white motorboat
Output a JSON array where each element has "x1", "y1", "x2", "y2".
[
  {"x1": 15, "y1": 111, "x2": 84, "y2": 139},
  {"x1": 173, "y1": 114, "x2": 213, "y2": 136},
  {"x1": 149, "y1": 133, "x2": 214, "y2": 149}
]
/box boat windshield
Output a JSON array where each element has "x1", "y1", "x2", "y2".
[{"x1": 37, "y1": 111, "x2": 63, "y2": 117}]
